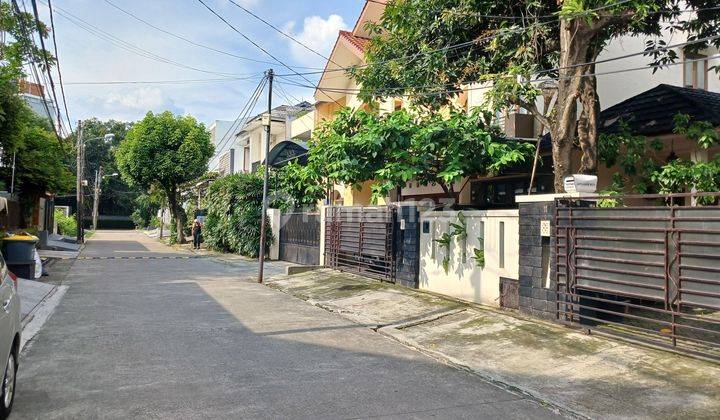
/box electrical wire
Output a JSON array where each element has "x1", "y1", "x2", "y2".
[
  {"x1": 46, "y1": 0, "x2": 73, "y2": 133},
  {"x1": 276, "y1": 1, "x2": 720, "y2": 78},
  {"x1": 276, "y1": 54, "x2": 720, "y2": 100},
  {"x1": 210, "y1": 77, "x2": 268, "y2": 171},
  {"x1": 194, "y1": 0, "x2": 345, "y2": 108},
  {"x1": 29, "y1": 0, "x2": 64, "y2": 134},
  {"x1": 101, "y1": 0, "x2": 325, "y2": 71},
  {"x1": 42, "y1": 0, "x2": 249, "y2": 78},
  {"x1": 275, "y1": 34, "x2": 720, "y2": 98},
  {"x1": 224, "y1": 0, "x2": 340, "y2": 67},
  {"x1": 11, "y1": 0, "x2": 64, "y2": 144},
  {"x1": 64, "y1": 75, "x2": 264, "y2": 86}
]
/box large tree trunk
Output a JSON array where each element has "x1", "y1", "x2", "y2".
[
  {"x1": 551, "y1": 19, "x2": 601, "y2": 191},
  {"x1": 165, "y1": 185, "x2": 186, "y2": 244}
]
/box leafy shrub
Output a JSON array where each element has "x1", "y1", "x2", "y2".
[
  {"x1": 131, "y1": 193, "x2": 160, "y2": 228},
  {"x1": 203, "y1": 172, "x2": 273, "y2": 257},
  {"x1": 54, "y1": 209, "x2": 76, "y2": 236}
]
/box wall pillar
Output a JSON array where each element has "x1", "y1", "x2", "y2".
[
  {"x1": 318, "y1": 205, "x2": 326, "y2": 266},
  {"x1": 267, "y1": 208, "x2": 281, "y2": 260}
]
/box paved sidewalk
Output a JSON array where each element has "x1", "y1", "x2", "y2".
[{"x1": 266, "y1": 269, "x2": 720, "y2": 419}]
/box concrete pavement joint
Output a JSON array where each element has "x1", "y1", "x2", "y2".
[
  {"x1": 375, "y1": 327, "x2": 588, "y2": 420},
  {"x1": 263, "y1": 274, "x2": 581, "y2": 418}
]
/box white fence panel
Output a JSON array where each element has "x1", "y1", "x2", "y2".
[{"x1": 419, "y1": 210, "x2": 519, "y2": 306}]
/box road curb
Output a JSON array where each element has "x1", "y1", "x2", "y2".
[{"x1": 20, "y1": 285, "x2": 68, "y2": 351}]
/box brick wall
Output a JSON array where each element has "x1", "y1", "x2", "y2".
[{"x1": 518, "y1": 201, "x2": 557, "y2": 321}]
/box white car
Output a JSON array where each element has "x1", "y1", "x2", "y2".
[{"x1": 0, "y1": 256, "x2": 21, "y2": 419}]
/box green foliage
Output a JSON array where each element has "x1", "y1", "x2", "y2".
[
  {"x1": 598, "y1": 122, "x2": 663, "y2": 194},
  {"x1": 434, "y1": 232, "x2": 453, "y2": 274},
  {"x1": 69, "y1": 119, "x2": 137, "y2": 217},
  {"x1": 282, "y1": 107, "x2": 533, "y2": 203},
  {"x1": 652, "y1": 156, "x2": 720, "y2": 199},
  {"x1": 54, "y1": 210, "x2": 76, "y2": 236},
  {"x1": 450, "y1": 212, "x2": 467, "y2": 263},
  {"x1": 202, "y1": 172, "x2": 273, "y2": 258},
  {"x1": 353, "y1": 0, "x2": 719, "y2": 111},
  {"x1": 472, "y1": 236, "x2": 485, "y2": 269},
  {"x1": 116, "y1": 111, "x2": 213, "y2": 191},
  {"x1": 131, "y1": 192, "x2": 162, "y2": 229},
  {"x1": 116, "y1": 111, "x2": 213, "y2": 243}
]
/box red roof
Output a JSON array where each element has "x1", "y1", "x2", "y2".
[{"x1": 339, "y1": 30, "x2": 370, "y2": 54}]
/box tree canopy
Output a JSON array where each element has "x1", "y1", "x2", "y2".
[
  {"x1": 352, "y1": 0, "x2": 720, "y2": 191},
  {"x1": 281, "y1": 107, "x2": 534, "y2": 204},
  {"x1": 116, "y1": 111, "x2": 213, "y2": 243}
]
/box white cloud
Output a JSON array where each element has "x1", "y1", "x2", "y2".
[
  {"x1": 106, "y1": 87, "x2": 167, "y2": 110},
  {"x1": 283, "y1": 15, "x2": 349, "y2": 67}
]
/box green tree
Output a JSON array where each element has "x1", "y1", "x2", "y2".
[
  {"x1": 281, "y1": 107, "x2": 533, "y2": 204},
  {"x1": 67, "y1": 118, "x2": 137, "y2": 217},
  {"x1": 116, "y1": 112, "x2": 213, "y2": 244},
  {"x1": 352, "y1": 0, "x2": 720, "y2": 191},
  {"x1": 4, "y1": 113, "x2": 74, "y2": 224}
]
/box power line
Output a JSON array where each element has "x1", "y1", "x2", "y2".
[
  {"x1": 276, "y1": 2, "x2": 720, "y2": 78},
  {"x1": 194, "y1": 0, "x2": 344, "y2": 107},
  {"x1": 276, "y1": 34, "x2": 720, "y2": 98},
  {"x1": 276, "y1": 54, "x2": 720, "y2": 100},
  {"x1": 29, "y1": 0, "x2": 65, "y2": 133},
  {"x1": 64, "y1": 75, "x2": 264, "y2": 86},
  {"x1": 43, "y1": 1, "x2": 248, "y2": 77},
  {"x1": 11, "y1": 0, "x2": 64, "y2": 144},
  {"x1": 101, "y1": 0, "x2": 325, "y2": 71},
  {"x1": 225, "y1": 0, "x2": 338, "y2": 66},
  {"x1": 46, "y1": 0, "x2": 73, "y2": 133},
  {"x1": 210, "y1": 77, "x2": 268, "y2": 171}
]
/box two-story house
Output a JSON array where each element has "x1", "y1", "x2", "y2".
[
  {"x1": 211, "y1": 102, "x2": 314, "y2": 176},
  {"x1": 312, "y1": 0, "x2": 720, "y2": 207}
]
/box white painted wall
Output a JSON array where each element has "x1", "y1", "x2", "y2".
[
  {"x1": 208, "y1": 120, "x2": 238, "y2": 171},
  {"x1": 419, "y1": 210, "x2": 519, "y2": 306}
]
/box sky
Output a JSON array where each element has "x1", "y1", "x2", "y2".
[{"x1": 35, "y1": 0, "x2": 366, "y2": 126}]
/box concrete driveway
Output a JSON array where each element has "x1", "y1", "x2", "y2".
[{"x1": 13, "y1": 230, "x2": 559, "y2": 419}]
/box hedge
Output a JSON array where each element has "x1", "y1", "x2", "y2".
[{"x1": 203, "y1": 172, "x2": 273, "y2": 257}]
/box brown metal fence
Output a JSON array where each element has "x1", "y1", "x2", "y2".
[
  {"x1": 279, "y1": 212, "x2": 320, "y2": 265},
  {"x1": 556, "y1": 193, "x2": 720, "y2": 357},
  {"x1": 325, "y1": 206, "x2": 396, "y2": 282}
]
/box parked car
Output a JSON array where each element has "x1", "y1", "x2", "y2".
[{"x1": 0, "y1": 255, "x2": 21, "y2": 419}]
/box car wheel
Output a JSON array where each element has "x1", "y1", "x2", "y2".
[{"x1": 0, "y1": 351, "x2": 16, "y2": 419}]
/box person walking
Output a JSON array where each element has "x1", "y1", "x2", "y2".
[{"x1": 191, "y1": 219, "x2": 203, "y2": 250}]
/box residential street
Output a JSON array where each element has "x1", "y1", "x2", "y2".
[{"x1": 14, "y1": 231, "x2": 559, "y2": 419}]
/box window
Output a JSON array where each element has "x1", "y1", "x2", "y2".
[
  {"x1": 243, "y1": 146, "x2": 250, "y2": 172},
  {"x1": 684, "y1": 53, "x2": 708, "y2": 90}
]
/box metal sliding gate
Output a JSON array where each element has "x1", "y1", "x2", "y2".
[
  {"x1": 325, "y1": 206, "x2": 396, "y2": 282},
  {"x1": 556, "y1": 193, "x2": 720, "y2": 357},
  {"x1": 279, "y1": 212, "x2": 320, "y2": 265}
]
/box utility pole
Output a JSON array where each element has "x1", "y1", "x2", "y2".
[
  {"x1": 10, "y1": 151, "x2": 16, "y2": 195},
  {"x1": 92, "y1": 166, "x2": 102, "y2": 231},
  {"x1": 76, "y1": 121, "x2": 84, "y2": 243},
  {"x1": 258, "y1": 69, "x2": 273, "y2": 284}
]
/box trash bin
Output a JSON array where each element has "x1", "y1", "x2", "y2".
[{"x1": 2, "y1": 234, "x2": 39, "y2": 279}]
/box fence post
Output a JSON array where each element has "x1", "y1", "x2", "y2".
[
  {"x1": 267, "y1": 209, "x2": 281, "y2": 260},
  {"x1": 318, "y1": 205, "x2": 326, "y2": 266}
]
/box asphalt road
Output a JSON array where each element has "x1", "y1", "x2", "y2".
[{"x1": 14, "y1": 230, "x2": 560, "y2": 419}]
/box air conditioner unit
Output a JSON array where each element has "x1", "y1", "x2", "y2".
[{"x1": 504, "y1": 113, "x2": 535, "y2": 138}]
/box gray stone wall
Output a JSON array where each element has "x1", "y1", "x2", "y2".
[
  {"x1": 518, "y1": 201, "x2": 557, "y2": 321},
  {"x1": 393, "y1": 205, "x2": 420, "y2": 288}
]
